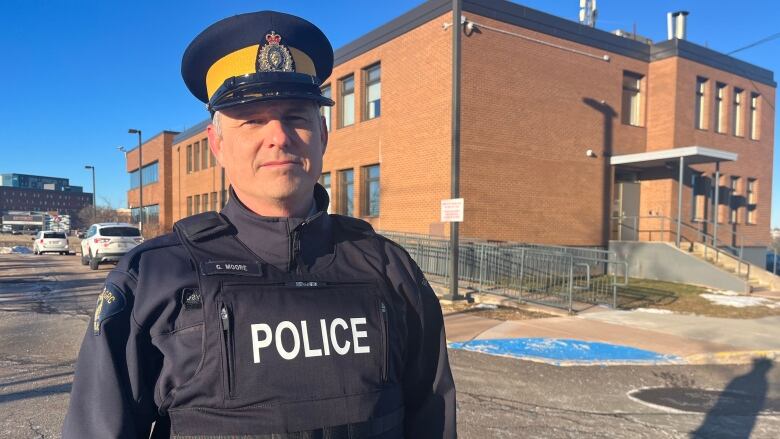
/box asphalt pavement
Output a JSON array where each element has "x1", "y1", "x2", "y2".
[{"x1": 1, "y1": 253, "x2": 779, "y2": 438}]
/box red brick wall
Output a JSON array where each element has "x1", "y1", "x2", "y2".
[{"x1": 459, "y1": 13, "x2": 648, "y2": 245}]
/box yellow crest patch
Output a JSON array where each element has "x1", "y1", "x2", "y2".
[{"x1": 93, "y1": 283, "x2": 126, "y2": 335}]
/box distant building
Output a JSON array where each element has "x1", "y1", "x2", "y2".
[{"x1": 0, "y1": 173, "x2": 93, "y2": 227}]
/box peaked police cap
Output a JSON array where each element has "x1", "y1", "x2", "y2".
[{"x1": 182, "y1": 11, "x2": 335, "y2": 112}]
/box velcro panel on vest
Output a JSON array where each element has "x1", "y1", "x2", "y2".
[
  {"x1": 334, "y1": 215, "x2": 374, "y2": 234},
  {"x1": 174, "y1": 212, "x2": 232, "y2": 242}
]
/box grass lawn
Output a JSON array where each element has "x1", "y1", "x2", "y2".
[{"x1": 616, "y1": 278, "x2": 780, "y2": 319}]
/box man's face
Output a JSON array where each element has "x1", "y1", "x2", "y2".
[{"x1": 208, "y1": 99, "x2": 327, "y2": 209}]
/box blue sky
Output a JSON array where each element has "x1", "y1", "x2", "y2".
[{"x1": 1, "y1": 0, "x2": 779, "y2": 225}]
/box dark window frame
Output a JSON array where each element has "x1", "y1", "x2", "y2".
[
  {"x1": 361, "y1": 164, "x2": 380, "y2": 217},
  {"x1": 339, "y1": 74, "x2": 355, "y2": 128},
  {"x1": 363, "y1": 63, "x2": 381, "y2": 121}
]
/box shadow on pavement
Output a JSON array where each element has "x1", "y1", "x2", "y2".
[
  {"x1": 0, "y1": 371, "x2": 74, "y2": 390},
  {"x1": 0, "y1": 382, "x2": 72, "y2": 404},
  {"x1": 691, "y1": 358, "x2": 774, "y2": 438}
]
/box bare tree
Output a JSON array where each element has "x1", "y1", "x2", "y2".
[{"x1": 76, "y1": 197, "x2": 131, "y2": 228}]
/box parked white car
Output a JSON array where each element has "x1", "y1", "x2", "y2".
[
  {"x1": 81, "y1": 223, "x2": 143, "y2": 270},
  {"x1": 32, "y1": 231, "x2": 69, "y2": 255}
]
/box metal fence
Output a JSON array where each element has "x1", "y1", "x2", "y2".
[{"x1": 379, "y1": 231, "x2": 628, "y2": 312}]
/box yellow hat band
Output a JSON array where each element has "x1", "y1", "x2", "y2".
[{"x1": 205, "y1": 44, "x2": 317, "y2": 101}]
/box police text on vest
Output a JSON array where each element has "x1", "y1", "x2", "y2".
[{"x1": 251, "y1": 318, "x2": 370, "y2": 363}]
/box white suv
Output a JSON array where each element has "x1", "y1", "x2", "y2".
[
  {"x1": 33, "y1": 231, "x2": 69, "y2": 255},
  {"x1": 81, "y1": 223, "x2": 143, "y2": 270}
]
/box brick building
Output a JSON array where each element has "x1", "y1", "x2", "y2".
[
  {"x1": 124, "y1": 131, "x2": 179, "y2": 232},
  {"x1": 127, "y1": 0, "x2": 776, "y2": 264}
]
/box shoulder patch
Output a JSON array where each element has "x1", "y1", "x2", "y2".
[{"x1": 93, "y1": 283, "x2": 127, "y2": 336}]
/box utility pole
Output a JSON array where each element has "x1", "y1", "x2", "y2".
[{"x1": 448, "y1": 0, "x2": 462, "y2": 301}]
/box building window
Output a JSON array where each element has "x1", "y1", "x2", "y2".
[
  {"x1": 339, "y1": 75, "x2": 355, "y2": 127},
  {"x1": 129, "y1": 162, "x2": 159, "y2": 189},
  {"x1": 729, "y1": 176, "x2": 740, "y2": 224},
  {"x1": 714, "y1": 82, "x2": 726, "y2": 133},
  {"x1": 337, "y1": 169, "x2": 354, "y2": 217},
  {"x1": 194, "y1": 194, "x2": 200, "y2": 215},
  {"x1": 746, "y1": 178, "x2": 757, "y2": 224},
  {"x1": 222, "y1": 189, "x2": 228, "y2": 208},
  {"x1": 319, "y1": 172, "x2": 332, "y2": 214},
  {"x1": 749, "y1": 93, "x2": 760, "y2": 140},
  {"x1": 186, "y1": 196, "x2": 193, "y2": 216},
  {"x1": 733, "y1": 88, "x2": 744, "y2": 137},
  {"x1": 321, "y1": 85, "x2": 332, "y2": 132},
  {"x1": 193, "y1": 141, "x2": 200, "y2": 172},
  {"x1": 201, "y1": 139, "x2": 209, "y2": 169},
  {"x1": 211, "y1": 191, "x2": 218, "y2": 211},
  {"x1": 364, "y1": 64, "x2": 381, "y2": 120},
  {"x1": 186, "y1": 144, "x2": 193, "y2": 173},
  {"x1": 145, "y1": 204, "x2": 159, "y2": 224},
  {"x1": 362, "y1": 165, "x2": 380, "y2": 216},
  {"x1": 691, "y1": 174, "x2": 708, "y2": 222},
  {"x1": 202, "y1": 193, "x2": 209, "y2": 212},
  {"x1": 205, "y1": 138, "x2": 216, "y2": 167},
  {"x1": 620, "y1": 71, "x2": 642, "y2": 126},
  {"x1": 695, "y1": 77, "x2": 708, "y2": 130}
]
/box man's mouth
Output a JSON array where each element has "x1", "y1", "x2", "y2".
[{"x1": 260, "y1": 160, "x2": 301, "y2": 168}]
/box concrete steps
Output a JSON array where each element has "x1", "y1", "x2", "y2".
[{"x1": 688, "y1": 242, "x2": 780, "y2": 292}]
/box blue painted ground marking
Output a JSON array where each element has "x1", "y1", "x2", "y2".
[{"x1": 448, "y1": 338, "x2": 683, "y2": 365}]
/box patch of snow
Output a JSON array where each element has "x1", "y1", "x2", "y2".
[
  {"x1": 473, "y1": 303, "x2": 498, "y2": 310},
  {"x1": 700, "y1": 293, "x2": 780, "y2": 308},
  {"x1": 704, "y1": 289, "x2": 741, "y2": 296},
  {"x1": 635, "y1": 308, "x2": 674, "y2": 314}
]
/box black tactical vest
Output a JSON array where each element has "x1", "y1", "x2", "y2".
[{"x1": 164, "y1": 212, "x2": 405, "y2": 438}]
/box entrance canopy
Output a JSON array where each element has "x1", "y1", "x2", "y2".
[
  {"x1": 610, "y1": 146, "x2": 737, "y2": 169},
  {"x1": 610, "y1": 146, "x2": 738, "y2": 248}
]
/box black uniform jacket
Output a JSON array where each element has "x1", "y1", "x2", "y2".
[{"x1": 63, "y1": 186, "x2": 456, "y2": 438}]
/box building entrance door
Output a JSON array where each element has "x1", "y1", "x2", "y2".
[{"x1": 613, "y1": 181, "x2": 640, "y2": 241}]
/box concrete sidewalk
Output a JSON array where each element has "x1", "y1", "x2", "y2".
[{"x1": 445, "y1": 309, "x2": 780, "y2": 365}]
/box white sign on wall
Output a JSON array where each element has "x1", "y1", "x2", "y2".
[{"x1": 440, "y1": 198, "x2": 464, "y2": 223}]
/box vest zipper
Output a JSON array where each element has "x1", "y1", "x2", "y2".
[
  {"x1": 220, "y1": 303, "x2": 235, "y2": 398},
  {"x1": 291, "y1": 221, "x2": 305, "y2": 274},
  {"x1": 379, "y1": 301, "x2": 389, "y2": 383}
]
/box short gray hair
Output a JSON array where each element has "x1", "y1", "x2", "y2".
[{"x1": 212, "y1": 111, "x2": 223, "y2": 139}]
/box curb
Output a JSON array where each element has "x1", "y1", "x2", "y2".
[{"x1": 684, "y1": 350, "x2": 780, "y2": 365}]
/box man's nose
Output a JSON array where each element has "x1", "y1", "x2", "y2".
[{"x1": 264, "y1": 119, "x2": 289, "y2": 149}]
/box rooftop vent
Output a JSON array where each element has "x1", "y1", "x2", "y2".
[{"x1": 667, "y1": 11, "x2": 689, "y2": 40}]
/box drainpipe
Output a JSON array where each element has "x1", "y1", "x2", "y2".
[
  {"x1": 676, "y1": 157, "x2": 684, "y2": 247},
  {"x1": 713, "y1": 162, "x2": 720, "y2": 257}
]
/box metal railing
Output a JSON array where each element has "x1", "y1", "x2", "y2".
[
  {"x1": 379, "y1": 231, "x2": 627, "y2": 312},
  {"x1": 611, "y1": 215, "x2": 752, "y2": 280}
]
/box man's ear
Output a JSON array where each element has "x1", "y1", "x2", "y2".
[
  {"x1": 207, "y1": 123, "x2": 223, "y2": 164},
  {"x1": 320, "y1": 115, "x2": 328, "y2": 155}
]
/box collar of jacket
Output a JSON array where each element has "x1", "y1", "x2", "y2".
[{"x1": 220, "y1": 184, "x2": 334, "y2": 273}]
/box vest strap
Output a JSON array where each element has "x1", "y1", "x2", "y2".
[
  {"x1": 174, "y1": 212, "x2": 233, "y2": 242},
  {"x1": 172, "y1": 407, "x2": 403, "y2": 439}
]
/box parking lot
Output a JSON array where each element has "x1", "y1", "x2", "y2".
[{"x1": 0, "y1": 251, "x2": 778, "y2": 438}]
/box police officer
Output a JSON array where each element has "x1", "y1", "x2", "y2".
[{"x1": 63, "y1": 10, "x2": 456, "y2": 439}]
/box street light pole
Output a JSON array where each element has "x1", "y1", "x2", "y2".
[
  {"x1": 84, "y1": 165, "x2": 96, "y2": 221},
  {"x1": 128, "y1": 129, "x2": 143, "y2": 232}
]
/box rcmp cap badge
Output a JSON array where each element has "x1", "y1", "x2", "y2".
[{"x1": 257, "y1": 31, "x2": 295, "y2": 73}]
